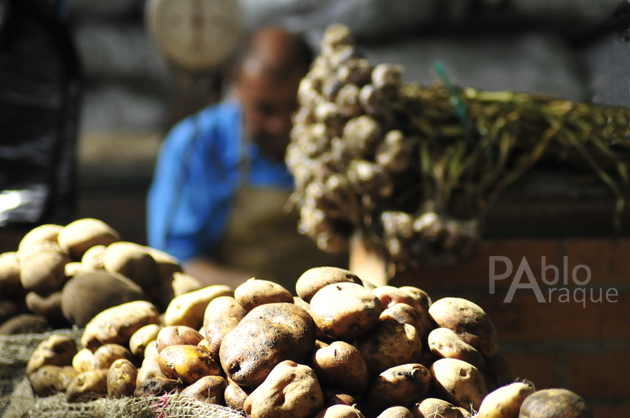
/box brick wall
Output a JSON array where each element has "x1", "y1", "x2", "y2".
[{"x1": 389, "y1": 239, "x2": 630, "y2": 416}]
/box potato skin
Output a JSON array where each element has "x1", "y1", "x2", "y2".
[
  {"x1": 244, "y1": 360, "x2": 324, "y2": 418},
  {"x1": 310, "y1": 341, "x2": 369, "y2": 393},
  {"x1": 163, "y1": 285, "x2": 233, "y2": 329},
  {"x1": 362, "y1": 363, "x2": 432, "y2": 416},
  {"x1": 93, "y1": 344, "x2": 136, "y2": 370},
  {"x1": 81, "y1": 245, "x2": 106, "y2": 270},
  {"x1": 314, "y1": 405, "x2": 367, "y2": 418},
  {"x1": 224, "y1": 379, "x2": 252, "y2": 412},
  {"x1": 0, "y1": 252, "x2": 22, "y2": 297},
  {"x1": 103, "y1": 242, "x2": 160, "y2": 289},
  {"x1": 428, "y1": 298, "x2": 499, "y2": 358},
  {"x1": 219, "y1": 303, "x2": 316, "y2": 388},
  {"x1": 134, "y1": 355, "x2": 183, "y2": 396},
  {"x1": 156, "y1": 325, "x2": 204, "y2": 353},
  {"x1": 380, "y1": 303, "x2": 434, "y2": 341},
  {"x1": 25, "y1": 291, "x2": 66, "y2": 325},
  {"x1": 107, "y1": 359, "x2": 138, "y2": 399},
  {"x1": 354, "y1": 321, "x2": 423, "y2": 376},
  {"x1": 428, "y1": 328, "x2": 485, "y2": 370},
  {"x1": 310, "y1": 282, "x2": 382, "y2": 339},
  {"x1": 296, "y1": 267, "x2": 362, "y2": 303},
  {"x1": 203, "y1": 296, "x2": 247, "y2": 360},
  {"x1": 26, "y1": 334, "x2": 78, "y2": 375},
  {"x1": 376, "y1": 407, "x2": 414, "y2": 418},
  {"x1": 18, "y1": 224, "x2": 63, "y2": 255},
  {"x1": 411, "y1": 398, "x2": 472, "y2": 418},
  {"x1": 398, "y1": 286, "x2": 431, "y2": 311},
  {"x1": 431, "y1": 358, "x2": 488, "y2": 411},
  {"x1": 66, "y1": 369, "x2": 109, "y2": 402},
  {"x1": 19, "y1": 241, "x2": 70, "y2": 293},
  {"x1": 234, "y1": 279, "x2": 294, "y2": 311},
  {"x1": 81, "y1": 300, "x2": 160, "y2": 351},
  {"x1": 58, "y1": 218, "x2": 121, "y2": 260},
  {"x1": 28, "y1": 365, "x2": 78, "y2": 397},
  {"x1": 158, "y1": 344, "x2": 222, "y2": 384},
  {"x1": 0, "y1": 314, "x2": 48, "y2": 335},
  {"x1": 519, "y1": 389, "x2": 593, "y2": 418},
  {"x1": 61, "y1": 271, "x2": 146, "y2": 327},
  {"x1": 73, "y1": 348, "x2": 96, "y2": 373},
  {"x1": 477, "y1": 382, "x2": 535, "y2": 418},
  {"x1": 180, "y1": 375, "x2": 228, "y2": 405},
  {"x1": 129, "y1": 324, "x2": 162, "y2": 358}
]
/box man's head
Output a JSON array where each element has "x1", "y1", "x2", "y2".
[{"x1": 234, "y1": 26, "x2": 312, "y2": 163}]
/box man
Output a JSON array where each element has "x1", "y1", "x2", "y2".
[{"x1": 147, "y1": 26, "x2": 345, "y2": 290}]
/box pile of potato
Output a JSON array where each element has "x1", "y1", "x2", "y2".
[
  {"x1": 24, "y1": 267, "x2": 592, "y2": 418},
  {"x1": 0, "y1": 218, "x2": 202, "y2": 334}
]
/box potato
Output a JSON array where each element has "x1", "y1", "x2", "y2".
[
  {"x1": 293, "y1": 296, "x2": 310, "y2": 310},
  {"x1": 354, "y1": 320, "x2": 423, "y2": 376},
  {"x1": 26, "y1": 290, "x2": 66, "y2": 325},
  {"x1": 156, "y1": 272, "x2": 203, "y2": 311},
  {"x1": 322, "y1": 388, "x2": 360, "y2": 407},
  {"x1": 244, "y1": 360, "x2": 324, "y2": 418},
  {"x1": 225, "y1": 379, "x2": 252, "y2": 411},
  {"x1": 0, "y1": 300, "x2": 19, "y2": 324},
  {"x1": 203, "y1": 296, "x2": 247, "y2": 360},
  {"x1": 81, "y1": 300, "x2": 160, "y2": 351},
  {"x1": 310, "y1": 282, "x2": 382, "y2": 339},
  {"x1": 519, "y1": 388, "x2": 593, "y2": 418},
  {"x1": 144, "y1": 340, "x2": 159, "y2": 358},
  {"x1": 220, "y1": 303, "x2": 316, "y2": 388},
  {"x1": 163, "y1": 285, "x2": 233, "y2": 329},
  {"x1": 66, "y1": 369, "x2": 109, "y2": 402},
  {"x1": 380, "y1": 303, "x2": 434, "y2": 340},
  {"x1": 0, "y1": 252, "x2": 22, "y2": 297},
  {"x1": 19, "y1": 241, "x2": 70, "y2": 293},
  {"x1": 0, "y1": 313, "x2": 48, "y2": 335},
  {"x1": 428, "y1": 298, "x2": 499, "y2": 358},
  {"x1": 158, "y1": 344, "x2": 222, "y2": 384},
  {"x1": 412, "y1": 398, "x2": 472, "y2": 418},
  {"x1": 129, "y1": 324, "x2": 162, "y2": 358},
  {"x1": 61, "y1": 271, "x2": 146, "y2": 327},
  {"x1": 315, "y1": 405, "x2": 367, "y2": 418},
  {"x1": 181, "y1": 375, "x2": 227, "y2": 404},
  {"x1": 373, "y1": 286, "x2": 426, "y2": 312},
  {"x1": 26, "y1": 334, "x2": 78, "y2": 375},
  {"x1": 106, "y1": 359, "x2": 138, "y2": 399},
  {"x1": 377, "y1": 407, "x2": 414, "y2": 418},
  {"x1": 93, "y1": 344, "x2": 136, "y2": 369},
  {"x1": 235, "y1": 278, "x2": 293, "y2": 311},
  {"x1": 146, "y1": 247, "x2": 183, "y2": 280},
  {"x1": 28, "y1": 365, "x2": 78, "y2": 397},
  {"x1": 58, "y1": 218, "x2": 121, "y2": 260},
  {"x1": 156, "y1": 325, "x2": 204, "y2": 353},
  {"x1": 103, "y1": 242, "x2": 160, "y2": 289},
  {"x1": 296, "y1": 266, "x2": 362, "y2": 303},
  {"x1": 398, "y1": 286, "x2": 431, "y2": 310},
  {"x1": 431, "y1": 358, "x2": 488, "y2": 411},
  {"x1": 64, "y1": 262, "x2": 93, "y2": 278},
  {"x1": 483, "y1": 353, "x2": 515, "y2": 391},
  {"x1": 81, "y1": 245, "x2": 106, "y2": 270},
  {"x1": 362, "y1": 364, "x2": 431, "y2": 416},
  {"x1": 428, "y1": 328, "x2": 485, "y2": 370},
  {"x1": 477, "y1": 382, "x2": 535, "y2": 418},
  {"x1": 134, "y1": 376, "x2": 182, "y2": 397},
  {"x1": 311, "y1": 341, "x2": 369, "y2": 393},
  {"x1": 18, "y1": 224, "x2": 63, "y2": 252},
  {"x1": 73, "y1": 348, "x2": 96, "y2": 373}
]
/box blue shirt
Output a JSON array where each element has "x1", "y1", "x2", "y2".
[{"x1": 147, "y1": 102, "x2": 295, "y2": 262}]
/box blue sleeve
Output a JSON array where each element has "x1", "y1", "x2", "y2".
[{"x1": 147, "y1": 115, "x2": 233, "y2": 262}]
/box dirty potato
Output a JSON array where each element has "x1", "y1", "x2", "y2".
[
  {"x1": 129, "y1": 324, "x2": 162, "y2": 358},
  {"x1": 103, "y1": 242, "x2": 160, "y2": 289},
  {"x1": 163, "y1": 285, "x2": 233, "y2": 329},
  {"x1": 25, "y1": 291, "x2": 66, "y2": 325},
  {"x1": 296, "y1": 266, "x2": 362, "y2": 303},
  {"x1": 314, "y1": 405, "x2": 367, "y2": 418},
  {"x1": 134, "y1": 354, "x2": 182, "y2": 397},
  {"x1": 156, "y1": 325, "x2": 204, "y2": 353},
  {"x1": 244, "y1": 360, "x2": 324, "y2": 418},
  {"x1": 58, "y1": 218, "x2": 121, "y2": 260},
  {"x1": 234, "y1": 278, "x2": 294, "y2": 311},
  {"x1": 26, "y1": 334, "x2": 78, "y2": 375},
  {"x1": 66, "y1": 369, "x2": 109, "y2": 402},
  {"x1": 28, "y1": 365, "x2": 78, "y2": 397},
  {"x1": 519, "y1": 389, "x2": 593, "y2": 418},
  {"x1": 81, "y1": 300, "x2": 160, "y2": 351},
  {"x1": 107, "y1": 358, "x2": 138, "y2": 399},
  {"x1": 224, "y1": 378, "x2": 252, "y2": 412},
  {"x1": 380, "y1": 303, "x2": 434, "y2": 340},
  {"x1": 377, "y1": 407, "x2": 414, "y2": 418},
  {"x1": 354, "y1": 320, "x2": 423, "y2": 376},
  {"x1": 411, "y1": 398, "x2": 472, "y2": 418},
  {"x1": 19, "y1": 241, "x2": 70, "y2": 294},
  {"x1": 0, "y1": 314, "x2": 48, "y2": 335},
  {"x1": 158, "y1": 344, "x2": 222, "y2": 384},
  {"x1": 477, "y1": 381, "x2": 535, "y2": 418},
  {"x1": 203, "y1": 296, "x2": 247, "y2": 360},
  {"x1": 431, "y1": 358, "x2": 488, "y2": 411},
  {"x1": 181, "y1": 375, "x2": 228, "y2": 404},
  {"x1": 362, "y1": 363, "x2": 431, "y2": 416},
  {"x1": 73, "y1": 348, "x2": 96, "y2": 373},
  {"x1": 310, "y1": 340, "x2": 369, "y2": 393},
  {"x1": 428, "y1": 328, "x2": 485, "y2": 370},
  {"x1": 429, "y1": 298, "x2": 499, "y2": 358},
  {"x1": 93, "y1": 344, "x2": 136, "y2": 369},
  {"x1": 0, "y1": 252, "x2": 22, "y2": 297},
  {"x1": 310, "y1": 282, "x2": 382, "y2": 339}
]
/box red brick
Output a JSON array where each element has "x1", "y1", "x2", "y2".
[
  {"x1": 590, "y1": 402, "x2": 630, "y2": 418},
  {"x1": 480, "y1": 290, "x2": 630, "y2": 341},
  {"x1": 502, "y1": 353, "x2": 559, "y2": 390},
  {"x1": 390, "y1": 239, "x2": 560, "y2": 289},
  {"x1": 566, "y1": 239, "x2": 630, "y2": 284},
  {"x1": 567, "y1": 352, "x2": 630, "y2": 399}
]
